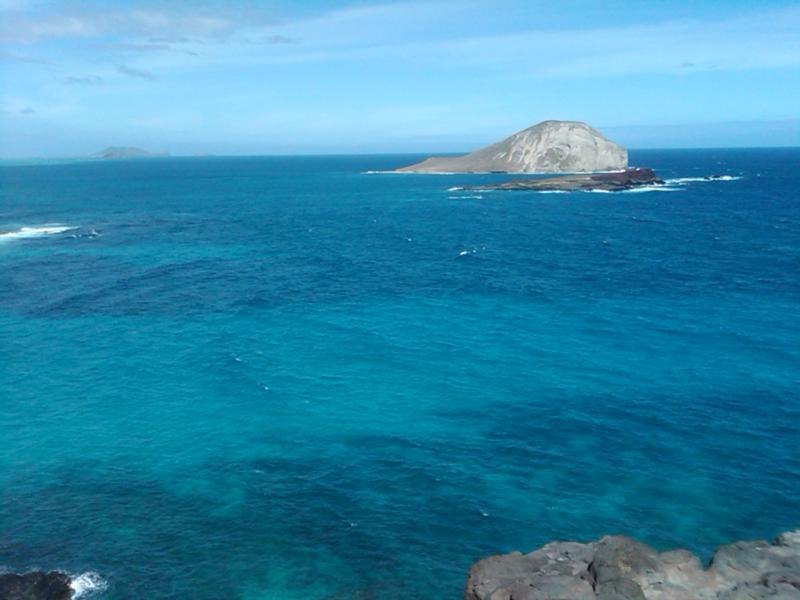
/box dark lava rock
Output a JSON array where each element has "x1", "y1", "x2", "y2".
[
  {"x1": 467, "y1": 167, "x2": 664, "y2": 192},
  {"x1": 465, "y1": 530, "x2": 800, "y2": 600},
  {"x1": 0, "y1": 571, "x2": 71, "y2": 600}
]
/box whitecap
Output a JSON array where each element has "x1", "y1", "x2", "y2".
[
  {"x1": 362, "y1": 170, "x2": 457, "y2": 175},
  {"x1": 623, "y1": 186, "x2": 682, "y2": 193},
  {"x1": 665, "y1": 177, "x2": 710, "y2": 184},
  {"x1": 665, "y1": 175, "x2": 742, "y2": 184},
  {"x1": 70, "y1": 572, "x2": 108, "y2": 598},
  {"x1": 448, "y1": 195, "x2": 484, "y2": 200},
  {"x1": 0, "y1": 225, "x2": 76, "y2": 242},
  {"x1": 404, "y1": 171, "x2": 458, "y2": 175}
]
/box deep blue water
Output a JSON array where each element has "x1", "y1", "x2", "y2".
[{"x1": 1, "y1": 149, "x2": 799, "y2": 599}]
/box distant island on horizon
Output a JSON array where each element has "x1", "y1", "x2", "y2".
[{"x1": 91, "y1": 146, "x2": 170, "y2": 160}]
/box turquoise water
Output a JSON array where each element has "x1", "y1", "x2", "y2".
[{"x1": 1, "y1": 150, "x2": 799, "y2": 598}]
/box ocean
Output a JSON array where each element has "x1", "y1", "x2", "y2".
[{"x1": 1, "y1": 149, "x2": 798, "y2": 599}]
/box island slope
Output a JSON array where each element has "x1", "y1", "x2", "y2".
[{"x1": 397, "y1": 120, "x2": 627, "y2": 174}]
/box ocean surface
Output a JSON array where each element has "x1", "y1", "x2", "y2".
[{"x1": 1, "y1": 149, "x2": 799, "y2": 599}]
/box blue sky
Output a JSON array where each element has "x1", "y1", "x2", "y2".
[{"x1": 1, "y1": 0, "x2": 799, "y2": 156}]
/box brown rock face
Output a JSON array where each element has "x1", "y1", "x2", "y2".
[{"x1": 465, "y1": 530, "x2": 800, "y2": 600}]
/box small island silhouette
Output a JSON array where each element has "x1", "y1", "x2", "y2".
[{"x1": 91, "y1": 146, "x2": 169, "y2": 160}]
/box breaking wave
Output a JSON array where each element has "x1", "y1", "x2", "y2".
[
  {"x1": 0, "y1": 225, "x2": 76, "y2": 242},
  {"x1": 363, "y1": 170, "x2": 458, "y2": 175},
  {"x1": 70, "y1": 572, "x2": 108, "y2": 598},
  {"x1": 622, "y1": 186, "x2": 683, "y2": 193},
  {"x1": 666, "y1": 175, "x2": 742, "y2": 184}
]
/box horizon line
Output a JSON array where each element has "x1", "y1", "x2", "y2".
[{"x1": 2, "y1": 145, "x2": 800, "y2": 162}]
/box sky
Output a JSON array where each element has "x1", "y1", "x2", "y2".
[{"x1": 1, "y1": 0, "x2": 800, "y2": 156}]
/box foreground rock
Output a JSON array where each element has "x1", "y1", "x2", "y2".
[
  {"x1": 465, "y1": 530, "x2": 800, "y2": 600},
  {"x1": 463, "y1": 167, "x2": 663, "y2": 193},
  {"x1": 0, "y1": 571, "x2": 72, "y2": 600},
  {"x1": 397, "y1": 120, "x2": 627, "y2": 173}
]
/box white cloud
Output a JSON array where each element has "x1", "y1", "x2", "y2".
[
  {"x1": 0, "y1": 7, "x2": 249, "y2": 43},
  {"x1": 116, "y1": 63, "x2": 156, "y2": 81},
  {"x1": 113, "y1": 3, "x2": 800, "y2": 78},
  {"x1": 63, "y1": 74, "x2": 104, "y2": 85},
  {"x1": 262, "y1": 4, "x2": 800, "y2": 76},
  {"x1": 6, "y1": 2, "x2": 798, "y2": 78}
]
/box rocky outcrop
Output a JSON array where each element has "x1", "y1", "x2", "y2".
[
  {"x1": 465, "y1": 530, "x2": 800, "y2": 600},
  {"x1": 464, "y1": 167, "x2": 663, "y2": 193},
  {"x1": 0, "y1": 571, "x2": 72, "y2": 600},
  {"x1": 397, "y1": 121, "x2": 627, "y2": 174}
]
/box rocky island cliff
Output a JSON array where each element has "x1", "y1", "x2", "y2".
[
  {"x1": 397, "y1": 120, "x2": 627, "y2": 173},
  {"x1": 466, "y1": 530, "x2": 800, "y2": 600}
]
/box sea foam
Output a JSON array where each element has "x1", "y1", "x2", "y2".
[
  {"x1": 622, "y1": 186, "x2": 683, "y2": 193},
  {"x1": 666, "y1": 175, "x2": 742, "y2": 184},
  {"x1": 363, "y1": 170, "x2": 458, "y2": 175},
  {"x1": 70, "y1": 572, "x2": 108, "y2": 598},
  {"x1": 0, "y1": 225, "x2": 75, "y2": 242}
]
